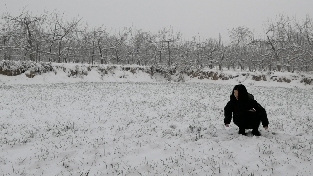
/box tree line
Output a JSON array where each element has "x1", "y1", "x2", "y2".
[{"x1": 0, "y1": 11, "x2": 313, "y2": 72}]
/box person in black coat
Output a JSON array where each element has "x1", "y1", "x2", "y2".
[{"x1": 224, "y1": 84, "x2": 269, "y2": 136}]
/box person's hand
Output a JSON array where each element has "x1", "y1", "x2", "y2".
[
  {"x1": 225, "y1": 124, "x2": 229, "y2": 127},
  {"x1": 264, "y1": 126, "x2": 268, "y2": 130},
  {"x1": 248, "y1": 108, "x2": 256, "y2": 112}
]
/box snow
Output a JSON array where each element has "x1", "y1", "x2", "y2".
[{"x1": 0, "y1": 65, "x2": 313, "y2": 175}]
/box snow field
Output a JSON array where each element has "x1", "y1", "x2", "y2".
[{"x1": 0, "y1": 82, "x2": 312, "y2": 175}]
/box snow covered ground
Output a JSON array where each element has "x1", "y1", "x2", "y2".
[{"x1": 0, "y1": 69, "x2": 313, "y2": 175}]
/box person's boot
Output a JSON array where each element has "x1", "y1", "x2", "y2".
[
  {"x1": 238, "y1": 128, "x2": 246, "y2": 136},
  {"x1": 252, "y1": 129, "x2": 261, "y2": 136}
]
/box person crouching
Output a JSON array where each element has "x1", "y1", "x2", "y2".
[{"x1": 224, "y1": 84, "x2": 269, "y2": 136}]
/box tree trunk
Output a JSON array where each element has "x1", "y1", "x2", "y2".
[
  {"x1": 98, "y1": 40, "x2": 103, "y2": 64},
  {"x1": 36, "y1": 43, "x2": 39, "y2": 63},
  {"x1": 58, "y1": 41, "x2": 62, "y2": 63},
  {"x1": 167, "y1": 42, "x2": 171, "y2": 66},
  {"x1": 92, "y1": 41, "x2": 95, "y2": 65},
  {"x1": 25, "y1": 22, "x2": 35, "y2": 61},
  {"x1": 159, "y1": 51, "x2": 162, "y2": 62},
  {"x1": 115, "y1": 49, "x2": 119, "y2": 64}
]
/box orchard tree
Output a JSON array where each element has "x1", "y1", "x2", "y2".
[
  {"x1": 108, "y1": 28, "x2": 130, "y2": 64},
  {"x1": 200, "y1": 38, "x2": 220, "y2": 68},
  {"x1": 45, "y1": 12, "x2": 81, "y2": 63},
  {"x1": 0, "y1": 17, "x2": 14, "y2": 60},
  {"x1": 79, "y1": 26, "x2": 113, "y2": 65},
  {"x1": 229, "y1": 26, "x2": 253, "y2": 47},
  {"x1": 264, "y1": 15, "x2": 298, "y2": 71},
  {"x1": 130, "y1": 30, "x2": 149, "y2": 65},
  {"x1": 94, "y1": 27, "x2": 111, "y2": 64},
  {"x1": 132, "y1": 31, "x2": 157, "y2": 65},
  {"x1": 2, "y1": 11, "x2": 46, "y2": 61},
  {"x1": 229, "y1": 26, "x2": 256, "y2": 71}
]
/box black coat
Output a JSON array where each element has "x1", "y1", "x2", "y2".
[{"x1": 224, "y1": 93, "x2": 269, "y2": 127}]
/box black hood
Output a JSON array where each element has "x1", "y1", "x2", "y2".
[{"x1": 230, "y1": 84, "x2": 253, "y2": 102}]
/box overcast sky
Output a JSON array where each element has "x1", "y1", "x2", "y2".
[{"x1": 1, "y1": 0, "x2": 313, "y2": 43}]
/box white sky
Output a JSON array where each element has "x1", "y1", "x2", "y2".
[{"x1": 1, "y1": 0, "x2": 313, "y2": 43}]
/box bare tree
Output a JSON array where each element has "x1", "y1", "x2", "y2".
[
  {"x1": 45, "y1": 12, "x2": 81, "y2": 63},
  {"x1": 0, "y1": 17, "x2": 13, "y2": 60},
  {"x1": 2, "y1": 11, "x2": 46, "y2": 61},
  {"x1": 94, "y1": 28, "x2": 111, "y2": 64},
  {"x1": 108, "y1": 28, "x2": 130, "y2": 64}
]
